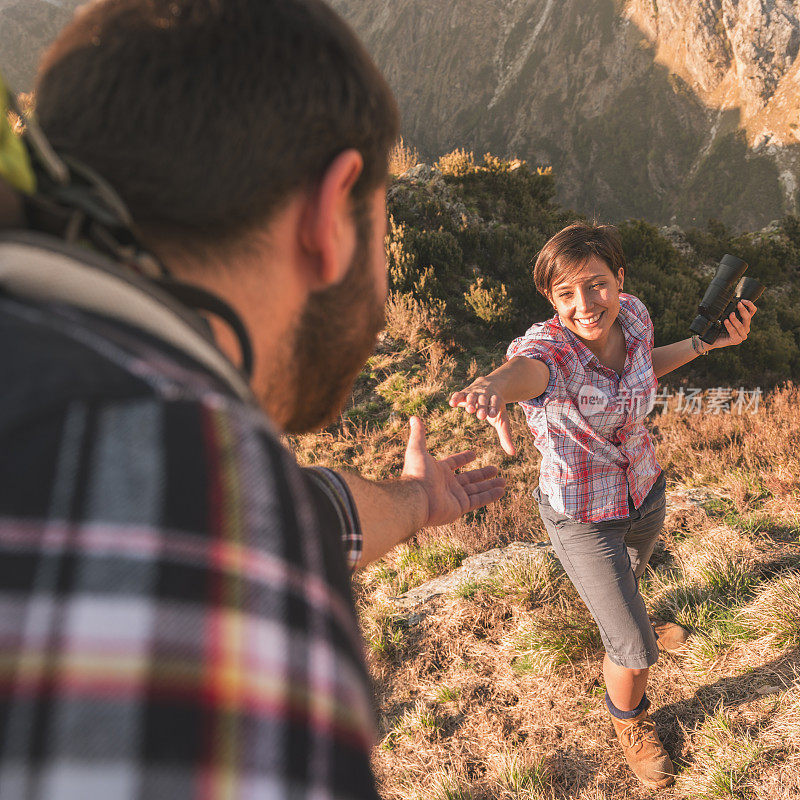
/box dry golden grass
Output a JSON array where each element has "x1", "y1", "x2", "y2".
[
  {"x1": 292, "y1": 321, "x2": 800, "y2": 799},
  {"x1": 389, "y1": 137, "x2": 420, "y2": 177}
]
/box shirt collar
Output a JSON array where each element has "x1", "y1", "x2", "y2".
[
  {"x1": 617, "y1": 293, "x2": 648, "y2": 341},
  {"x1": 556, "y1": 315, "x2": 597, "y2": 369}
]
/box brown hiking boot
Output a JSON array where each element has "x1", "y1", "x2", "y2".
[
  {"x1": 611, "y1": 709, "x2": 675, "y2": 788},
  {"x1": 650, "y1": 619, "x2": 690, "y2": 653}
]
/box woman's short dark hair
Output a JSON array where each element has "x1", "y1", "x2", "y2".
[
  {"x1": 35, "y1": 0, "x2": 400, "y2": 253},
  {"x1": 533, "y1": 221, "x2": 626, "y2": 299}
]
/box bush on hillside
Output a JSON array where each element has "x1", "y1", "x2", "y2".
[{"x1": 387, "y1": 151, "x2": 800, "y2": 388}]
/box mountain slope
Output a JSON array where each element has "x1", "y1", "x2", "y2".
[
  {"x1": 0, "y1": 0, "x2": 83, "y2": 92},
  {"x1": 4, "y1": 0, "x2": 800, "y2": 231},
  {"x1": 331, "y1": 0, "x2": 800, "y2": 231}
]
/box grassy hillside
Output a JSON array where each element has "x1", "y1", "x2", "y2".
[
  {"x1": 352, "y1": 389, "x2": 800, "y2": 800},
  {"x1": 292, "y1": 153, "x2": 800, "y2": 798}
]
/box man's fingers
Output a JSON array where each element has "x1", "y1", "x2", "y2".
[
  {"x1": 464, "y1": 483, "x2": 507, "y2": 512},
  {"x1": 456, "y1": 465, "x2": 500, "y2": 484},
  {"x1": 461, "y1": 475, "x2": 506, "y2": 496},
  {"x1": 442, "y1": 449, "x2": 477, "y2": 471},
  {"x1": 406, "y1": 415, "x2": 426, "y2": 451}
]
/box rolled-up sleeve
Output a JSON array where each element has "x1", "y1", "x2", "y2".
[
  {"x1": 623, "y1": 294, "x2": 655, "y2": 351},
  {"x1": 507, "y1": 335, "x2": 561, "y2": 408},
  {"x1": 303, "y1": 466, "x2": 363, "y2": 570}
]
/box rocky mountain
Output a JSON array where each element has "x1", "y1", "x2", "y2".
[
  {"x1": 4, "y1": 0, "x2": 800, "y2": 231},
  {"x1": 330, "y1": 0, "x2": 800, "y2": 231},
  {"x1": 0, "y1": 0, "x2": 82, "y2": 93}
]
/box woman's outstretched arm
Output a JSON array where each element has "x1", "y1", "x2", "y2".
[{"x1": 449, "y1": 355, "x2": 550, "y2": 455}]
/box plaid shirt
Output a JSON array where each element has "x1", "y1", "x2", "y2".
[
  {"x1": 507, "y1": 293, "x2": 661, "y2": 523},
  {"x1": 0, "y1": 273, "x2": 377, "y2": 798}
]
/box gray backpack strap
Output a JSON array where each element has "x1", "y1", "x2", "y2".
[{"x1": 0, "y1": 231, "x2": 257, "y2": 406}]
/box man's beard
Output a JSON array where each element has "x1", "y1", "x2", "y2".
[{"x1": 278, "y1": 209, "x2": 386, "y2": 434}]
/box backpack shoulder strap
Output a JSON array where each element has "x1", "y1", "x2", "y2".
[{"x1": 0, "y1": 230, "x2": 257, "y2": 406}]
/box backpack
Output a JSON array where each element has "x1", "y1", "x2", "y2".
[{"x1": 0, "y1": 72, "x2": 256, "y2": 406}]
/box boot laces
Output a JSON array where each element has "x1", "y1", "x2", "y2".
[{"x1": 621, "y1": 717, "x2": 660, "y2": 751}]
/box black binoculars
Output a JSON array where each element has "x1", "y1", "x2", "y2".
[{"x1": 690, "y1": 254, "x2": 764, "y2": 345}]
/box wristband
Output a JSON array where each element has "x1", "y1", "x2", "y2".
[{"x1": 691, "y1": 334, "x2": 709, "y2": 356}]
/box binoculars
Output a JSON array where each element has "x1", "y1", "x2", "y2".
[{"x1": 690, "y1": 254, "x2": 764, "y2": 345}]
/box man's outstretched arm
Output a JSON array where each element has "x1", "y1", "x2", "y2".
[{"x1": 338, "y1": 416, "x2": 506, "y2": 568}]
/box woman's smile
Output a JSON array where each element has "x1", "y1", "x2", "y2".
[
  {"x1": 575, "y1": 310, "x2": 605, "y2": 329},
  {"x1": 550, "y1": 255, "x2": 623, "y2": 352}
]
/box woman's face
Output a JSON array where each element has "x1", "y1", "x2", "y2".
[{"x1": 548, "y1": 255, "x2": 624, "y2": 346}]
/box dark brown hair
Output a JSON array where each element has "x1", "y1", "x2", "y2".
[
  {"x1": 0, "y1": 179, "x2": 23, "y2": 229},
  {"x1": 533, "y1": 221, "x2": 625, "y2": 299},
  {"x1": 35, "y1": 0, "x2": 399, "y2": 254}
]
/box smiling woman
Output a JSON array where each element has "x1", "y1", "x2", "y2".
[
  {"x1": 449, "y1": 220, "x2": 758, "y2": 789},
  {"x1": 548, "y1": 255, "x2": 626, "y2": 373}
]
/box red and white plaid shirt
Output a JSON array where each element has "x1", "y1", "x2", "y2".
[{"x1": 507, "y1": 293, "x2": 660, "y2": 523}]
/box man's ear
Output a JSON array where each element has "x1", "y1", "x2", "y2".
[
  {"x1": 298, "y1": 149, "x2": 363, "y2": 290},
  {"x1": 617, "y1": 267, "x2": 625, "y2": 292}
]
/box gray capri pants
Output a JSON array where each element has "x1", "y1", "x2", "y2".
[{"x1": 535, "y1": 471, "x2": 667, "y2": 669}]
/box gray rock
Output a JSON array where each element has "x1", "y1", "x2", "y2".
[
  {"x1": 659, "y1": 225, "x2": 696, "y2": 259},
  {"x1": 391, "y1": 541, "x2": 556, "y2": 610},
  {"x1": 331, "y1": 0, "x2": 800, "y2": 231},
  {"x1": 400, "y1": 163, "x2": 433, "y2": 182}
]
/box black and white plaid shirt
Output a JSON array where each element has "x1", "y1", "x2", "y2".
[{"x1": 0, "y1": 276, "x2": 376, "y2": 799}]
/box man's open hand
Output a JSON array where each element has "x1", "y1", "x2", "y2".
[{"x1": 401, "y1": 416, "x2": 506, "y2": 528}]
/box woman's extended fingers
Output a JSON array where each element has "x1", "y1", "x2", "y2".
[
  {"x1": 449, "y1": 384, "x2": 496, "y2": 416},
  {"x1": 449, "y1": 390, "x2": 467, "y2": 407},
  {"x1": 449, "y1": 389, "x2": 480, "y2": 412}
]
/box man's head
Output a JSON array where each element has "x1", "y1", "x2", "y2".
[{"x1": 36, "y1": 0, "x2": 399, "y2": 431}]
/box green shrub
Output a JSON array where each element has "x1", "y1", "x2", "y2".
[
  {"x1": 387, "y1": 151, "x2": 800, "y2": 386},
  {"x1": 464, "y1": 277, "x2": 514, "y2": 325}
]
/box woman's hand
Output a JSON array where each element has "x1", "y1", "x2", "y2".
[
  {"x1": 710, "y1": 299, "x2": 757, "y2": 350},
  {"x1": 449, "y1": 378, "x2": 517, "y2": 456}
]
